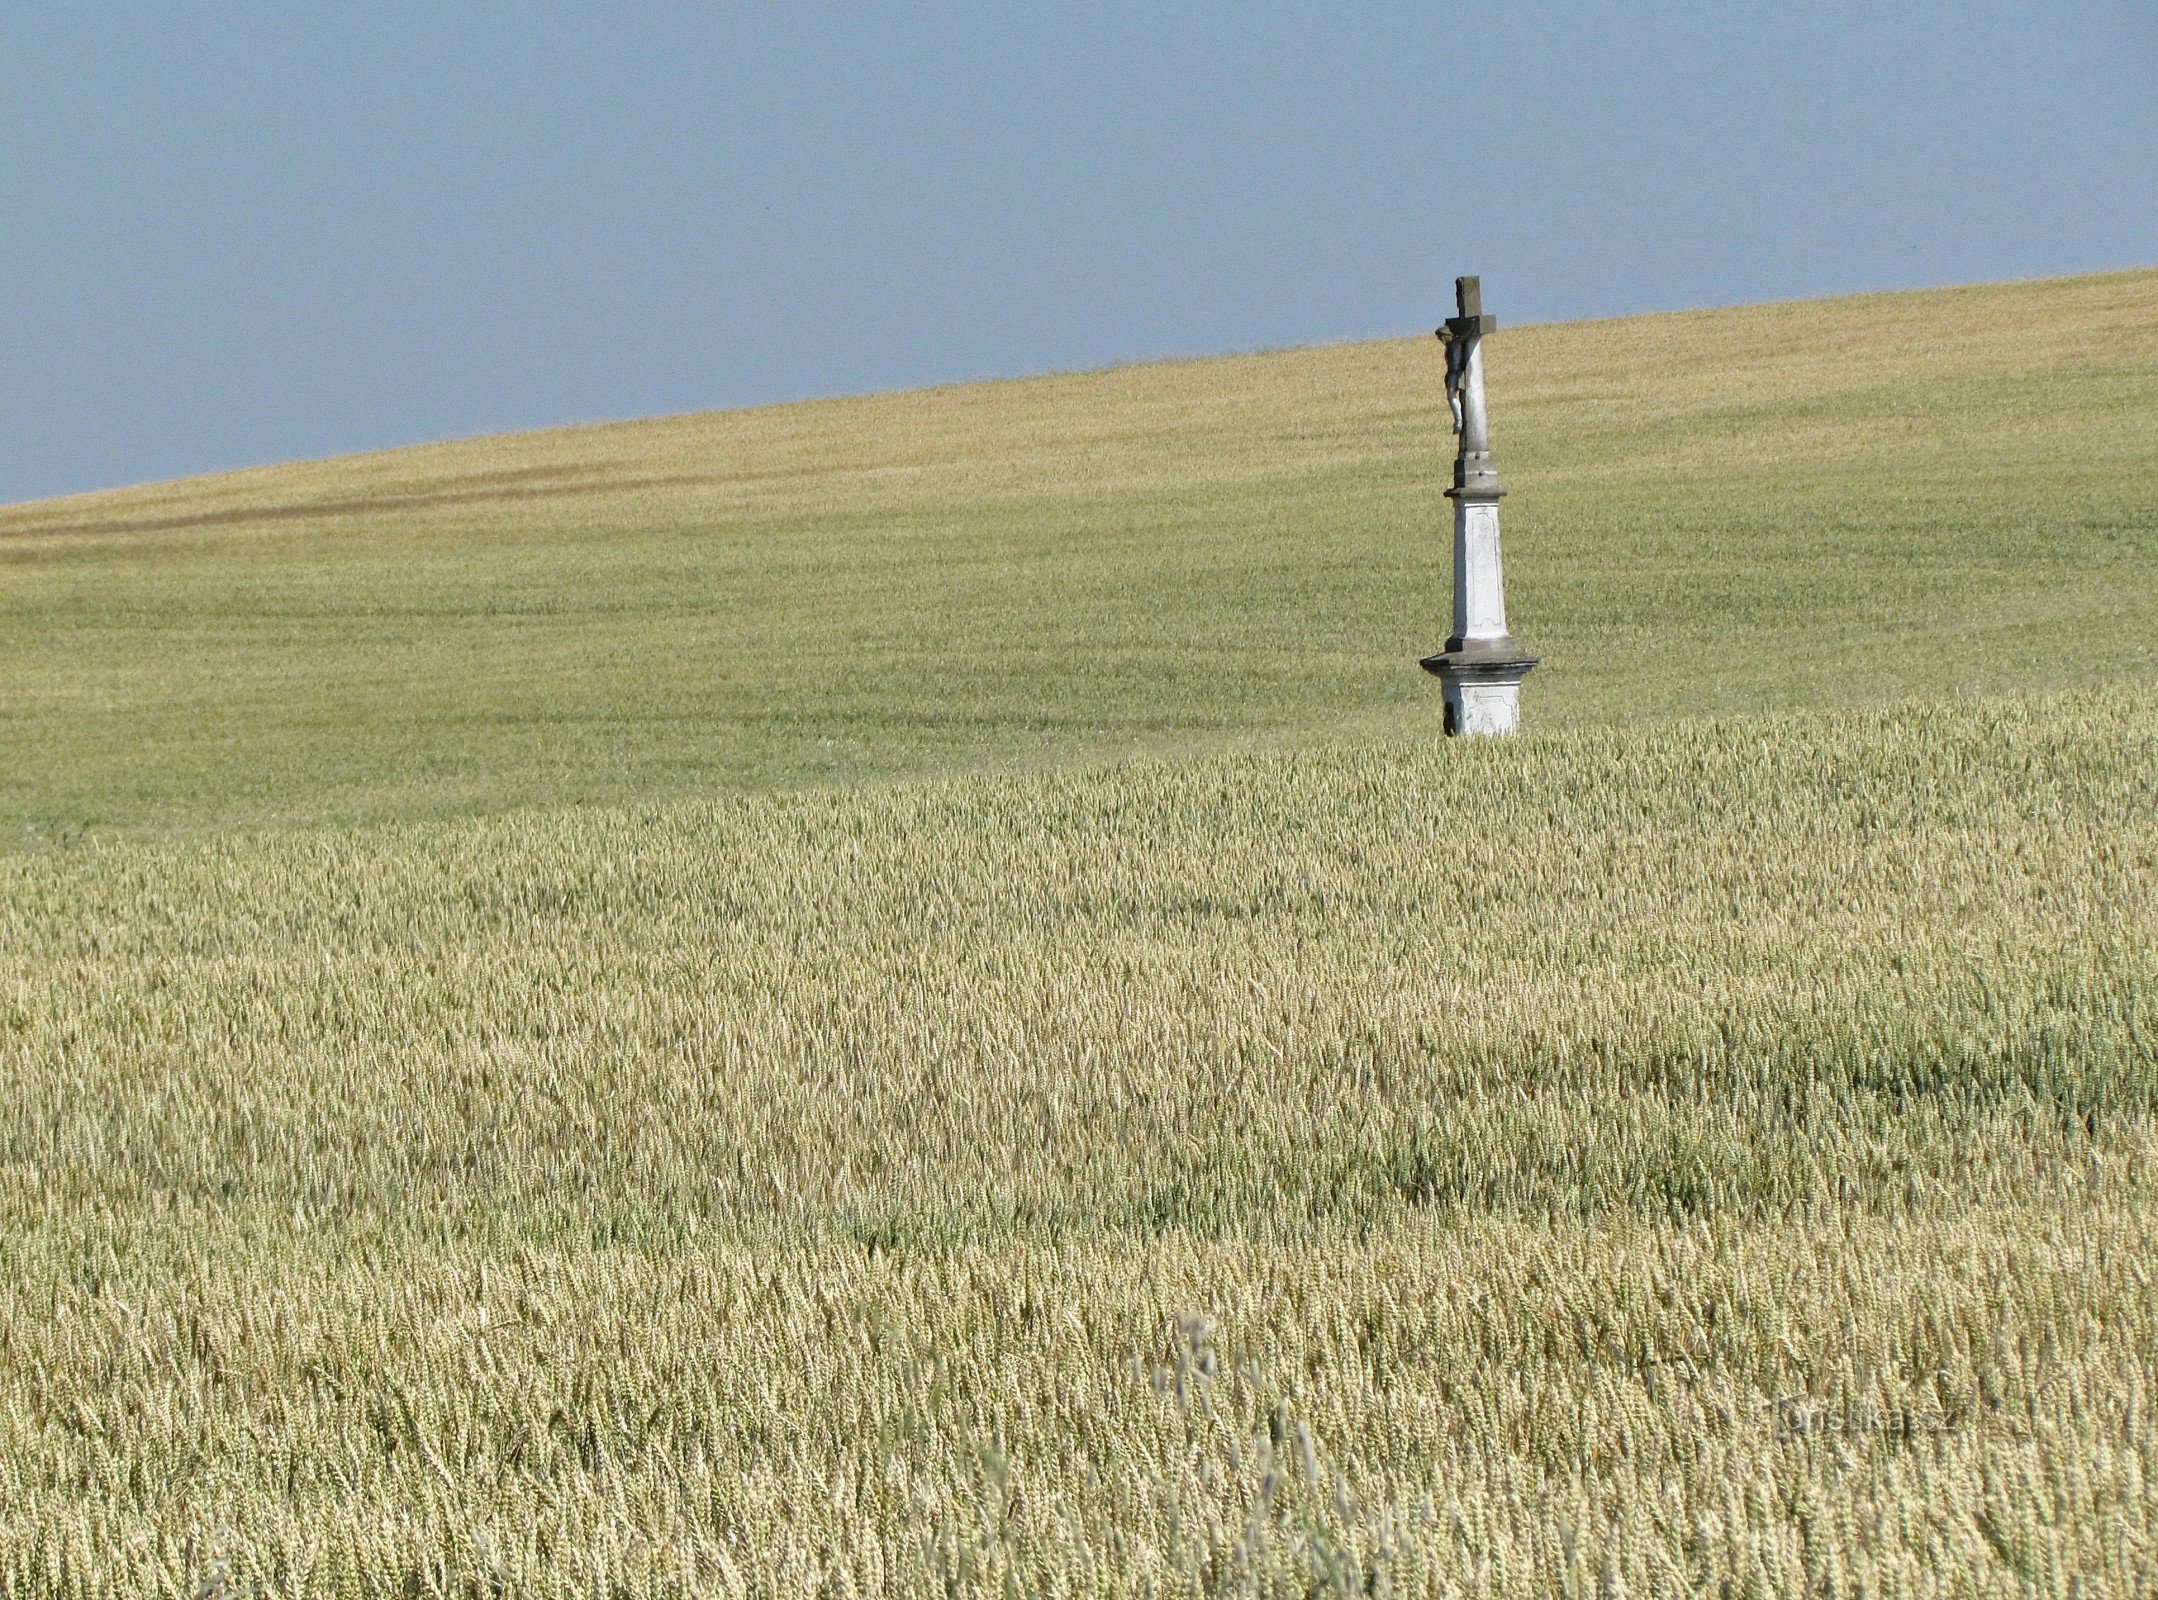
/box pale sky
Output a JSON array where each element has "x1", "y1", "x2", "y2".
[{"x1": 3, "y1": 0, "x2": 2154, "y2": 504}]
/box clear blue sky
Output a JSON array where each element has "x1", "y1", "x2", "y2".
[{"x1": 3, "y1": 1, "x2": 2153, "y2": 505}]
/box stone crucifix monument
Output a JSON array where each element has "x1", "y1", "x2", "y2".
[{"x1": 1422, "y1": 276, "x2": 1536, "y2": 736}]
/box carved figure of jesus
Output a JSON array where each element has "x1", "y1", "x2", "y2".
[
  {"x1": 1442, "y1": 329, "x2": 1471, "y2": 435},
  {"x1": 1436, "y1": 276, "x2": 1495, "y2": 461}
]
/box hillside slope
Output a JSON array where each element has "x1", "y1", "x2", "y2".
[{"x1": 4, "y1": 269, "x2": 2155, "y2": 840}]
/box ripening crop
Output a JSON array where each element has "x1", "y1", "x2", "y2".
[{"x1": 0, "y1": 688, "x2": 2152, "y2": 1596}]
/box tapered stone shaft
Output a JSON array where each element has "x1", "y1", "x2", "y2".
[{"x1": 1453, "y1": 494, "x2": 1510, "y2": 647}]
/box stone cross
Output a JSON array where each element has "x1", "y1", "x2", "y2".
[{"x1": 1421, "y1": 276, "x2": 1537, "y2": 736}]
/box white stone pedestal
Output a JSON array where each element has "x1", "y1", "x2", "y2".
[
  {"x1": 1433, "y1": 662, "x2": 1530, "y2": 737},
  {"x1": 1422, "y1": 493, "x2": 1535, "y2": 737}
]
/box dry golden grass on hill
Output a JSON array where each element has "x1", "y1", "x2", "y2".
[{"x1": 9, "y1": 268, "x2": 2153, "y2": 543}]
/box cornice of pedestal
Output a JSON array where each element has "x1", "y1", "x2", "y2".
[{"x1": 1420, "y1": 638, "x2": 1539, "y2": 681}]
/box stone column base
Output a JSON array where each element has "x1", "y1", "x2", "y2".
[{"x1": 1420, "y1": 647, "x2": 1537, "y2": 738}]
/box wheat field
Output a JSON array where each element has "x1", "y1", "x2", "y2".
[
  {"x1": 5, "y1": 694, "x2": 2156, "y2": 1595},
  {"x1": 2, "y1": 273, "x2": 2156, "y2": 1596}
]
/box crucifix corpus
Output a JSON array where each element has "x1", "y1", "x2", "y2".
[{"x1": 1422, "y1": 275, "x2": 1537, "y2": 736}]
